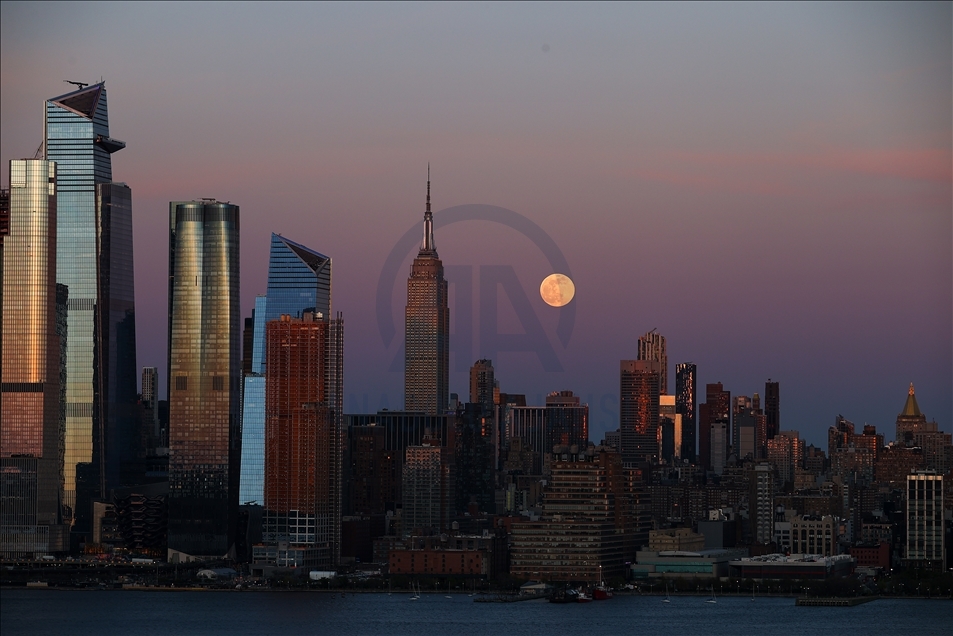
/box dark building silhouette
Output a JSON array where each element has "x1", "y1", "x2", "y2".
[
  {"x1": 764, "y1": 380, "x2": 780, "y2": 441},
  {"x1": 675, "y1": 363, "x2": 696, "y2": 463}
]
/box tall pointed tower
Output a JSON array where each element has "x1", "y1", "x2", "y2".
[{"x1": 404, "y1": 169, "x2": 449, "y2": 414}]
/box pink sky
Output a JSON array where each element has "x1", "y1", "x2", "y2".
[{"x1": 2, "y1": 2, "x2": 950, "y2": 445}]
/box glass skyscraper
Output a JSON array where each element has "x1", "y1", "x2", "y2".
[
  {"x1": 167, "y1": 200, "x2": 241, "y2": 559},
  {"x1": 241, "y1": 234, "x2": 343, "y2": 565},
  {"x1": 44, "y1": 83, "x2": 137, "y2": 533},
  {"x1": 1, "y1": 159, "x2": 69, "y2": 557}
]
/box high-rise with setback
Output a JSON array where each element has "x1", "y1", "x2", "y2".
[
  {"x1": 404, "y1": 173, "x2": 449, "y2": 414},
  {"x1": 167, "y1": 200, "x2": 241, "y2": 559},
  {"x1": 44, "y1": 82, "x2": 137, "y2": 531}
]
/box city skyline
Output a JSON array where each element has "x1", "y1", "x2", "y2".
[{"x1": 0, "y1": 2, "x2": 950, "y2": 448}]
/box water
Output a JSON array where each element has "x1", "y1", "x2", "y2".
[{"x1": 1, "y1": 590, "x2": 949, "y2": 635}]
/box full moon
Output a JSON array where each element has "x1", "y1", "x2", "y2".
[{"x1": 540, "y1": 273, "x2": 575, "y2": 307}]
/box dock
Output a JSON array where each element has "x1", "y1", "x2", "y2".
[{"x1": 796, "y1": 596, "x2": 878, "y2": 607}]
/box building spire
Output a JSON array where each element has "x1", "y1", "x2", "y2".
[{"x1": 421, "y1": 164, "x2": 435, "y2": 253}]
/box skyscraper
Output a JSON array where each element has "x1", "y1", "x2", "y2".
[
  {"x1": 702, "y1": 382, "x2": 730, "y2": 469},
  {"x1": 764, "y1": 380, "x2": 779, "y2": 441},
  {"x1": 905, "y1": 471, "x2": 945, "y2": 571},
  {"x1": 404, "y1": 173, "x2": 449, "y2": 414},
  {"x1": 239, "y1": 236, "x2": 343, "y2": 517},
  {"x1": 620, "y1": 360, "x2": 661, "y2": 466},
  {"x1": 167, "y1": 200, "x2": 241, "y2": 559},
  {"x1": 45, "y1": 82, "x2": 137, "y2": 526},
  {"x1": 674, "y1": 363, "x2": 696, "y2": 463},
  {"x1": 637, "y1": 329, "x2": 667, "y2": 395},
  {"x1": 469, "y1": 359, "x2": 495, "y2": 410},
  {"x1": 1, "y1": 159, "x2": 69, "y2": 557},
  {"x1": 255, "y1": 313, "x2": 340, "y2": 568}
]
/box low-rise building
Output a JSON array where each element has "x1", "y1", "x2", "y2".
[
  {"x1": 728, "y1": 553, "x2": 855, "y2": 579},
  {"x1": 631, "y1": 548, "x2": 747, "y2": 579}
]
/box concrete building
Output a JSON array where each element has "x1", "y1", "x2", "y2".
[
  {"x1": 750, "y1": 463, "x2": 775, "y2": 546},
  {"x1": 790, "y1": 514, "x2": 836, "y2": 556}
]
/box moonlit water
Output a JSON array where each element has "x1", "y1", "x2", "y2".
[{"x1": 2, "y1": 591, "x2": 950, "y2": 636}]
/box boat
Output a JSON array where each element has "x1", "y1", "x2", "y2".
[
  {"x1": 410, "y1": 581, "x2": 420, "y2": 601},
  {"x1": 705, "y1": 586, "x2": 717, "y2": 604},
  {"x1": 549, "y1": 587, "x2": 580, "y2": 604},
  {"x1": 662, "y1": 582, "x2": 671, "y2": 603},
  {"x1": 445, "y1": 579, "x2": 452, "y2": 599},
  {"x1": 576, "y1": 589, "x2": 593, "y2": 603}
]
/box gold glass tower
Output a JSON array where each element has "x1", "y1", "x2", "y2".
[
  {"x1": 167, "y1": 200, "x2": 241, "y2": 559},
  {"x1": 1, "y1": 159, "x2": 69, "y2": 557},
  {"x1": 403, "y1": 172, "x2": 449, "y2": 414}
]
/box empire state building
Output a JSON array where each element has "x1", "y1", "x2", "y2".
[{"x1": 404, "y1": 172, "x2": 449, "y2": 414}]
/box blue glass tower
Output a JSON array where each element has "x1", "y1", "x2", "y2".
[
  {"x1": 240, "y1": 235, "x2": 338, "y2": 510},
  {"x1": 44, "y1": 82, "x2": 137, "y2": 535}
]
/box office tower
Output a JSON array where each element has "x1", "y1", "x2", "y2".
[
  {"x1": 701, "y1": 382, "x2": 730, "y2": 469},
  {"x1": 505, "y1": 392, "x2": 589, "y2": 475},
  {"x1": 735, "y1": 406, "x2": 759, "y2": 461},
  {"x1": 764, "y1": 379, "x2": 779, "y2": 440},
  {"x1": 402, "y1": 431, "x2": 452, "y2": 537},
  {"x1": 637, "y1": 329, "x2": 667, "y2": 394},
  {"x1": 1, "y1": 159, "x2": 70, "y2": 557},
  {"x1": 620, "y1": 360, "x2": 661, "y2": 465},
  {"x1": 240, "y1": 236, "x2": 343, "y2": 514},
  {"x1": 255, "y1": 313, "x2": 339, "y2": 568},
  {"x1": 454, "y1": 402, "x2": 497, "y2": 514},
  {"x1": 469, "y1": 359, "x2": 495, "y2": 410},
  {"x1": 750, "y1": 462, "x2": 775, "y2": 545},
  {"x1": 674, "y1": 363, "x2": 696, "y2": 463},
  {"x1": 167, "y1": 200, "x2": 241, "y2": 559},
  {"x1": 732, "y1": 395, "x2": 750, "y2": 450},
  {"x1": 659, "y1": 395, "x2": 680, "y2": 463},
  {"x1": 45, "y1": 82, "x2": 137, "y2": 522},
  {"x1": 404, "y1": 174, "x2": 449, "y2": 414},
  {"x1": 896, "y1": 383, "x2": 928, "y2": 443},
  {"x1": 905, "y1": 471, "x2": 946, "y2": 570}
]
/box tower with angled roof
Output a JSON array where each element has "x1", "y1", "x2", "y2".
[
  {"x1": 239, "y1": 234, "x2": 343, "y2": 565},
  {"x1": 44, "y1": 82, "x2": 138, "y2": 540},
  {"x1": 404, "y1": 171, "x2": 450, "y2": 414},
  {"x1": 896, "y1": 383, "x2": 928, "y2": 444}
]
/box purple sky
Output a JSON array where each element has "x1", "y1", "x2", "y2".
[{"x1": 2, "y1": 2, "x2": 950, "y2": 447}]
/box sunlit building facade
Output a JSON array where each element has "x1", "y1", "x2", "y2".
[
  {"x1": 44, "y1": 82, "x2": 137, "y2": 533},
  {"x1": 1, "y1": 160, "x2": 70, "y2": 557},
  {"x1": 675, "y1": 363, "x2": 696, "y2": 463},
  {"x1": 167, "y1": 200, "x2": 241, "y2": 559},
  {"x1": 404, "y1": 176, "x2": 449, "y2": 414},
  {"x1": 637, "y1": 329, "x2": 667, "y2": 395},
  {"x1": 620, "y1": 360, "x2": 660, "y2": 465},
  {"x1": 254, "y1": 313, "x2": 341, "y2": 568}
]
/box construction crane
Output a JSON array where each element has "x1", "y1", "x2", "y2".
[{"x1": 63, "y1": 80, "x2": 88, "y2": 90}]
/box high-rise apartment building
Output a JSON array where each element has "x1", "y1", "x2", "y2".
[
  {"x1": 1, "y1": 159, "x2": 70, "y2": 557},
  {"x1": 404, "y1": 175, "x2": 449, "y2": 414},
  {"x1": 767, "y1": 430, "x2": 804, "y2": 488},
  {"x1": 750, "y1": 462, "x2": 775, "y2": 546},
  {"x1": 620, "y1": 360, "x2": 661, "y2": 465},
  {"x1": 637, "y1": 329, "x2": 667, "y2": 394},
  {"x1": 167, "y1": 200, "x2": 241, "y2": 559},
  {"x1": 45, "y1": 82, "x2": 137, "y2": 525},
  {"x1": 401, "y1": 431, "x2": 452, "y2": 537},
  {"x1": 764, "y1": 380, "x2": 779, "y2": 441},
  {"x1": 905, "y1": 471, "x2": 945, "y2": 571},
  {"x1": 254, "y1": 313, "x2": 341, "y2": 568},
  {"x1": 674, "y1": 363, "x2": 696, "y2": 463}
]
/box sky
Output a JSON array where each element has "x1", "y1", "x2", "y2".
[{"x1": 1, "y1": 2, "x2": 950, "y2": 448}]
